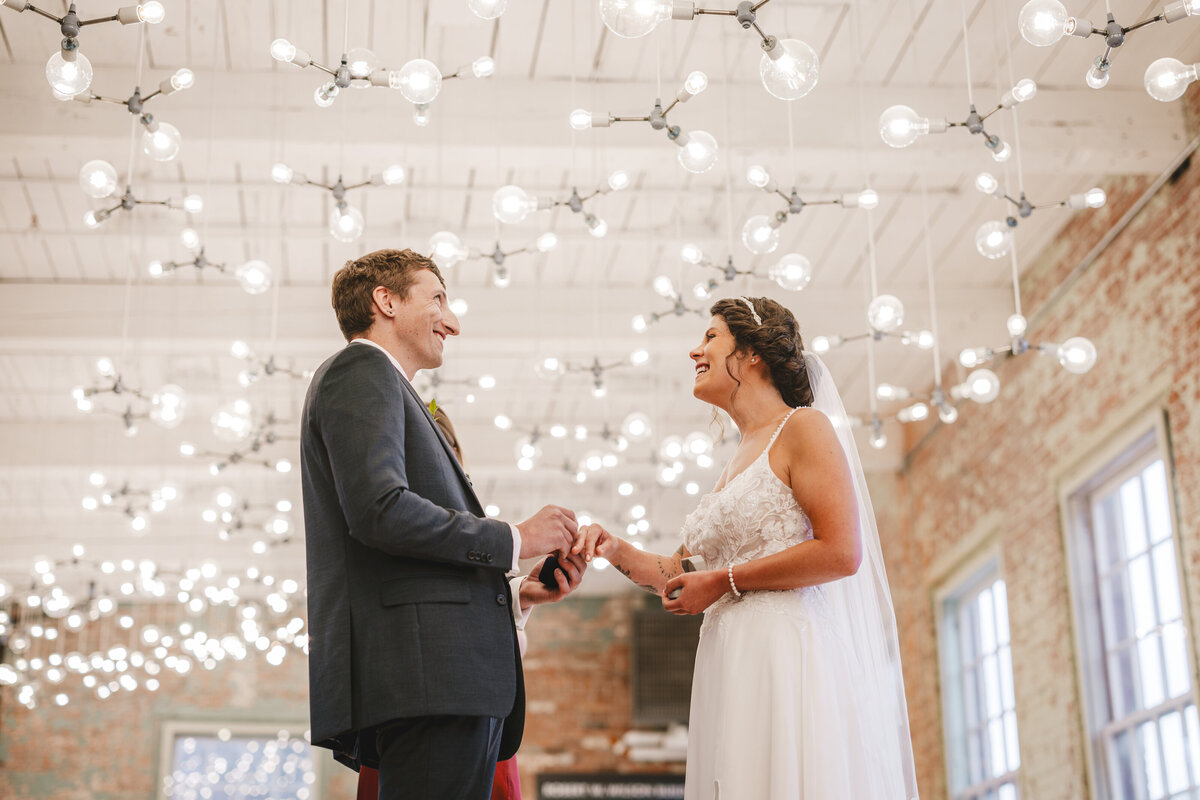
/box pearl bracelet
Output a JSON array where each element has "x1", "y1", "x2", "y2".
[{"x1": 727, "y1": 564, "x2": 742, "y2": 598}]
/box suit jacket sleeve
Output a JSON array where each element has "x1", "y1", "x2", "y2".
[{"x1": 315, "y1": 345, "x2": 514, "y2": 568}]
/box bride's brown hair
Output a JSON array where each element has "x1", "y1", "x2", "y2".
[{"x1": 710, "y1": 296, "x2": 814, "y2": 409}]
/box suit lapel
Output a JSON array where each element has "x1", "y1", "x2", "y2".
[{"x1": 397, "y1": 375, "x2": 485, "y2": 512}]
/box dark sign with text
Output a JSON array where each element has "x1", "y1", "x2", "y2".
[{"x1": 537, "y1": 773, "x2": 685, "y2": 800}]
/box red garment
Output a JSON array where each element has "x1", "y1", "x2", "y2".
[{"x1": 355, "y1": 758, "x2": 521, "y2": 799}]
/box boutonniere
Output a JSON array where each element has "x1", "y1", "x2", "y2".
[{"x1": 427, "y1": 398, "x2": 439, "y2": 416}]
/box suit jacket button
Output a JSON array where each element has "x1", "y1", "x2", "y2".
[
  {"x1": 468, "y1": 550, "x2": 477, "y2": 560},
  {"x1": 486, "y1": 554, "x2": 494, "y2": 563},
  {"x1": 496, "y1": 594, "x2": 507, "y2": 606}
]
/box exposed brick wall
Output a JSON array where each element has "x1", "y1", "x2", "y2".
[{"x1": 890, "y1": 85, "x2": 1200, "y2": 799}]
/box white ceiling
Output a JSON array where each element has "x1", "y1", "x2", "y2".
[{"x1": 0, "y1": 0, "x2": 1196, "y2": 594}]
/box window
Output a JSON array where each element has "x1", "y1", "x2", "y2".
[
  {"x1": 1065, "y1": 427, "x2": 1200, "y2": 799},
  {"x1": 157, "y1": 722, "x2": 318, "y2": 800},
  {"x1": 939, "y1": 559, "x2": 1021, "y2": 800}
]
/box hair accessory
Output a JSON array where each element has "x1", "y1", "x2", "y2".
[{"x1": 739, "y1": 297, "x2": 762, "y2": 326}]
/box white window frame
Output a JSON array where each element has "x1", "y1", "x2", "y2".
[
  {"x1": 935, "y1": 543, "x2": 1022, "y2": 800},
  {"x1": 1058, "y1": 408, "x2": 1200, "y2": 800},
  {"x1": 156, "y1": 718, "x2": 322, "y2": 800}
]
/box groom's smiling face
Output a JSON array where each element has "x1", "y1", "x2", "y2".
[
  {"x1": 690, "y1": 315, "x2": 744, "y2": 404},
  {"x1": 391, "y1": 269, "x2": 460, "y2": 373}
]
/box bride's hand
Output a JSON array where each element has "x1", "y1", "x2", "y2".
[
  {"x1": 572, "y1": 523, "x2": 619, "y2": 563},
  {"x1": 661, "y1": 570, "x2": 727, "y2": 616}
]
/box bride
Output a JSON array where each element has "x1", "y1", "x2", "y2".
[{"x1": 575, "y1": 296, "x2": 919, "y2": 799}]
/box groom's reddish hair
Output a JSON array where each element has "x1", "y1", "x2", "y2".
[{"x1": 331, "y1": 248, "x2": 445, "y2": 341}]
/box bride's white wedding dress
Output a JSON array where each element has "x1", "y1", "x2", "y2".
[{"x1": 682, "y1": 409, "x2": 914, "y2": 799}]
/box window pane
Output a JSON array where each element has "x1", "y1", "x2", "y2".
[
  {"x1": 1162, "y1": 711, "x2": 1189, "y2": 794},
  {"x1": 1141, "y1": 720, "x2": 1165, "y2": 800},
  {"x1": 965, "y1": 666, "x2": 981, "y2": 727},
  {"x1": 969, "y1": 728, "x2": 985, "y2": 784},
  {"x1": 984, "y1": 654, "x2": 1003, "y2": 720},
  {"x1": 994, "y1": 581, "x2": 1011, "y2": 646},
  {"x1": 998, "y1": 783, "x2": 1018, "y2": 800},
  {"x1": 1102, "y1": 570, "x2": 1134, "y2": 646},
  {"x1": 1095, "y1": 493, "x2": 1122, "y2": 570},
  {"x1": 1111, "y1": 728, "x2": 1137, "y2": 800},
  {"x1": 1130, "y1": 554, "x2": 1159, "y2": 636},
  {"x1": 961, "y1": 604, "x2": 980, "y2": 666},
  {"x1": 1162, "y1": 622, "x2": 1191, "y2": 700},
  {"x1": 1121, "y1": 477, "x2": 1149, "y2": 556},
  {"x1": 1143, "y1": 460, "x2": 1171, "y2": 544},
  {"x1": 1138, "y1": 634, "x2": 1166, "y2": 709},
  {"x1": 980, "y1": 590, "x2": 997, "y2": 654},
  {"x1": 1153, "y1": 542, "x2": 1183, "y2": 624},
  {"x1": 1186, "y1": 706, "x2": 1200, "y2": 789},
  {"x1": 1005, "y1": 709, "x2": 1021, "y2": 772},
  {"x1": 999, "y1": 645, "x2": 1015, "y2": 711},
  {"x1": 989, "y1": 717, "x2": 1007, "y2": 779},
  {"x1": 1109, "y1": 646, "x2": 1139, "y2": 720}
]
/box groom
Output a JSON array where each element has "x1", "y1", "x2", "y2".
[{"x1": 301, "y1": 248, "x2": 580, "y2": 799}]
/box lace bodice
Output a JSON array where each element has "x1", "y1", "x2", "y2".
[{"x1": 682, "y1": 409, "x2": 825, "y2": 631}]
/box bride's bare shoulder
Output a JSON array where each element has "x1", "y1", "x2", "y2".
[{"x1": 777, "y1": 407, "x2": 841, "y2": 455}]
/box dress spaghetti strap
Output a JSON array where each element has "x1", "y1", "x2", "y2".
[{"x1": 764, "y1": 407, "x2": 799, "y2": 454}]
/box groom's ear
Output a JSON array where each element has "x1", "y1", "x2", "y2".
[{"x1": 371, "y1": 286, "x2": 396, "y2": 319}]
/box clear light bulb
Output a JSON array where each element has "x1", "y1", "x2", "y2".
[
  {"x1": 413, "y1": 104, "x2": 431, "y2": 126},
  {"x1": 857, "y1": 189, "x2": 880, "y2": 209},
  {"x1": 677, "y1": 130, "x2": 718, "y2": 174},
  {"x1": 46, "y1": 50, "x2": 93, "y2": 97},
  {"x1": 138, "y1": 1, "x2": 166, "y2": 24},
  {"x1": 600, "y1": 0, "x2": 670, "y2": 38},
  {"x1": 681, "y1": 243, "x2": 704, "y2": 264},
  {"x1": 469, "y1": 0, "x2": 508, "y2": 19},
  {"x1": 759, "y1": 38, "x2": 820, "y2": 101},
  {"x1": 180, "y1": 227, "x2": 201, "y2": 250},
  {"x1": 493, "y1": 185, "x2": 532, "y2": 224},
  {"x1": 878, "y1": 104, "x2": 927, "y2": 148},
  {"x1": 314, "y1": 82, "x2": 339, "y2": 107},
  {"x1": 569, "y1": 108, "x2": 592, "y2": 130},
  {"x1": 271, "y1": 163, "x2": 294, "y2": 183},
  {"x1": 741, "y1": 215, "x2": 780, "y2": 255},
  {"x1": 168, "y1": 68, "x2": 195, "y2": 92},
  {"x1": 975, "y1": 220, "x2": 1013, "y2": 259},
  {"x1": 693, "y1": 281, "x2": 712, "y2": 299},
  {"x1": 632, "y1": 314, "x2": 648, "y2": 333},
  {"x1": 959, "y1": 347, "x2": 989, "y2": 368},
  {"x1": 536, "y1": 232, "x2": 558, "y2": 252},
  {"x1": 938, "y1": 403, "x2": 959, "y2": 424},
  {"x1": 1084, "y1": 187, "x2": 1106, "y2": 208},
  {"x1": 1007, "y1": 314, "x2": 1028, "y2": 337},
  {"x1": 381, "y1": 164, "x2": 406, "y2": 185},
  {"x1": 586, "y1": 216, "x2": 608, "y2": 238},
  {"x1": 236, "y1": 260, "x2": 272, "y2": 295},
  {"x1": 150, "y1": 384, "x2": 186, "y2": 428},
  {"x1": 770, "y1": 253, "x2": 813, "y2": 291},
  {"x1": 450, "y1": 298, "x2": 469, "y2": 316},
  {"x1": 608, "y1": 169, "x2": 631, "y2": 191},
  {"x1": 867, "y1": 294, "x2": 905, "y2": 332},
  {"x1": 394, "y1": 58, "x2": 442, "y2": 104},
  {"x1": 142, "y1": 121, "x2": 182, "y2": 162},
  {"x1": 345, "y1": 47, "x2": 379, "y2": 86},
  {"x1": 1057, "y1": 336, "x2": 1097, "y2": 374},
  {"x1": 966, "y1": 369, "x2": 1001, "y2": 403},
  {"x1": 329, "y1": 205, "x2": 364, "y2": 242},
  {"x1": 1086, "y1": 63, "x2": 1109, "y2": 89},
  {"x1": 1010, "y1": 78, "x2": 1037, "y2": 103},
  {"x1": 183, "y1": 194, "x2": 204, "y2": 213},
  {"x1": 653, "y1": 275, "x2": 676, "y2": 298},
  {"x1": 1019, "y1": 0, "x2": 1071, "y2": 46},
  {"x1": 1145, "y1": 58, "x2": 1199, "y2": 102},
  {"x1": 976, "y1": 172, "x2": 1000, "y2": 195},
  {"x1": 746, "y1": 164, "x2": 771, "y2": 188},
  {"x1": 869, "y1": 429, "x2": 888, "y2": 450},
  {"x1": 683, "y1": 70, "x2": 708, "y2": 95},
  {"x1": 428, "y1": 231, "x2": 467, "y2": 268},
  {"x1": 79, "y1": 160, "x2": 118, "y2": 198},
  {"x1": 990, "y1": 140, "x2": 1012, "y2": 163},
  {"x1": 471, "y1": 56, "x2": 496, "y2": 78},
  {"x1": 270, "y1": 38, "x2": 296, "y2": 62}
]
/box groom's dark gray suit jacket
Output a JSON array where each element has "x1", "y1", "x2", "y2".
[{"x1": 301, "y1": 341, "x2": 523, "y2": 770}]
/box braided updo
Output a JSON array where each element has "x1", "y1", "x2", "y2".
[{"x1": 710, "y1": 296, "x2": 814, "y2": 408}]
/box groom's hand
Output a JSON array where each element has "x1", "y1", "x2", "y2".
[
  {"x1": 517, "y1": 505, "x2": 578, "y2": 559},
  {"x1": 519, "y1": 553, "x2": 586, "y2": 610}
]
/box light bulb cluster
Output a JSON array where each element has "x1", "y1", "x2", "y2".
[
  {"x1": 571, "y1": 71, "x2": 718, "y2": 174},
  {"x1": 73, "y1": 69, "x2": 195, "y2": 161},
  {"x1": 202, "y1": 490, "x2": 295, "y2": 554},
  {"x1": 1017, "y1": 0, "x2": 1199, "y2": 95},
  {"x1": 229, "y1": 341, "x2": 312, "y2": 388},
  {"x1": 810, "y1": 295, "x2": 934, "y2": 355},
  {"x1": 81, "y1": 473, "x2": 181, "y2": 535},
  {"x1": 71, "y1": 359, "x2": 186, "y2": 436},
  {"x1": 270, "y1": 39, "x2": 493, "y2": 122},
  {"x1": 149, "y1": 230, "x2": 273, "y2": 296},
  {"x1": 958, "y1": 316, "x2": 1098, "y2": 381},
  {"x1": 271, "y1": 162, "x2": 407, "y2": 242},
  {"x1": 681, "y1": 243, "x2": 812, "y2": 297},
  {"x1": 414, "y1": 370, "x2": 497, "y2": 407},
  {"x1": 494, "y1": 415, "x2": 637, "y2": 474},
  {"x1": 597, "y1": 0, "x2": 819, "y2": 101},
  {"x1": 878, "y1": 78, "x2": 1037, "y2": 160},
  {"x1": 533, "y1": 350, "x2": 652, "y2": 399},
  {"x1": 491, "y1": 172, "x2": 630, "y2": 237},
  {"x1": 180, "y1": 410, "x2": 293, "y2": 476},
  {"x1": 77, "y1": 160, "x2": 190, "y2": 229},
  {"x1": 426, "y1": 230, "x2": 559, "y2": 286},
  {"x1": 972, "y1": 173, "x2": 1106, "y2": 254},
  {"x1": 743, "y1": 164, "x2": 878, "y2": 256},
  {"x1": 2, "y1": 1, "x2": 165, "y2": 100},
  {"x1": 0, "y1": 547, "x2": 308, "y2": 712},
  {"x1": 633, "y1": 275, "x2": 708, "y2": 333},
  {"x1": 654, "y1": 429, "x2": 716, "y2": 487}
]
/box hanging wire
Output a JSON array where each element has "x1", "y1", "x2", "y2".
[
  {"x1": 957, "y1": 0, "x2": 976, "y2": 107},
  {"x1": 918, "y1": 174, "x2": 944, "y2": 389},
  {"x1": 720, "y1": 30, "x2": 736, "y2": 267},
  {"x1": 998, "y1": 0, "x2": 1027, "y2": 196},
  {"x1": 117, "y1": 22, "x2": 150, "y2": 371}
]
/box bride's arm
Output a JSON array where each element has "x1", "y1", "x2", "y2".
[
  {"x1": 662, "y1": 409, "x2": 861, "y2": 613},
  {"x1": 574, "y1": 525, "x2": 690, "y2": 594}
]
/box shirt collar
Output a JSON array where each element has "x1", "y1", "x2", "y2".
[{"x1": 350, "y1": 338, "x2": 410, "y2": 383}]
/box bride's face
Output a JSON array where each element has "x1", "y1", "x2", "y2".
[{"x1": 690, "y1": 315, "x2": 744, "y2": 405}]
